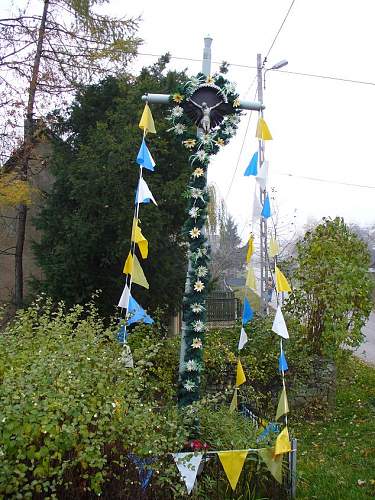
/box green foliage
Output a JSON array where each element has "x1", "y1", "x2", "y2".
[
  {"x1": 0, "y1": 298, "x2": 283, "y2": 498},
  {"x1": 284, "y1": 217, "x2": 374, "y2": 356},
  {"x1": 204, "y1": 315, "x2": 314, "y2": 417},
  {"x1": 33, "y1": 58, "x2": 191, "y2": 318}
]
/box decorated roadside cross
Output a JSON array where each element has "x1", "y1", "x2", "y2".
[{"x1": 141, "y1": 37, "x2": 264, "y2": 405}]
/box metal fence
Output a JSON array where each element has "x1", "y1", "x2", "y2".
[{"x1": 206, "y1": 291, "x2": 242, "y2": 326}]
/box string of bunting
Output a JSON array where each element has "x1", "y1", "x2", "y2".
[
  {"x1": 233, "y1": 105, "x2": 295, "y2": 483},
  {"x1": 117, "y1": 103, "x2": 158, "y2": 353}
]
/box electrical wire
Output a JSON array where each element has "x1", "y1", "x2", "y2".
[
  {"x1": 224, "y1": 87, "x2": 257, "y2": 202},
  {"x1": 264, "y1": 0, "x2": 297, "y2": 62},
  {"x1": 275, "y1": 172, "x2": 375, "y2": 189},
  {"x1": 136, "y1": 52, "x2": 375, "y2": 89}
]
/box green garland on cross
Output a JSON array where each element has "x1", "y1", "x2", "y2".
[{"x1": 167, "y1": 72, "x2": 241, "y2": 406}]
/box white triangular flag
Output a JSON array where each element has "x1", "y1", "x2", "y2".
[
  {"x1": 272, "y1": 306, "x2": 289, "y2": 339},
  {"x1": 172, "y1": 452, "x2": 203, "y2": 494},
  {"x1": 256, "y1": 160, "x2": 268, "y2": 190},
  {"x1": 252, "y1": 191, "x2": 263, "y2": 222},
  {"x1": 118, "y1": 284, "x2": 130, "y2": 309},
  {"x1": 238, "y1": 327, "x2": 248, "y2": 350},
  {"x1": 137, "y1": 177, "x2": 157, "y2": 205}
]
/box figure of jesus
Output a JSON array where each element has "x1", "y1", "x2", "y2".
[{"x1": 189, "y1": 99, "x2": 223, "y2": 133}]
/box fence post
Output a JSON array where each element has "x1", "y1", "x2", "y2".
[{"x1": 288, "y1": 438, "x2": 297, "y2": 498}]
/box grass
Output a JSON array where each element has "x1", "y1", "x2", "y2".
[{"x1": 292, "y1": 355, "x2": 375, "y2": 499}]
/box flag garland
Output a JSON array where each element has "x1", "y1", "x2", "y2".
[{"x1": 117, "y1": 103, "x2": 157, "y2": 341}]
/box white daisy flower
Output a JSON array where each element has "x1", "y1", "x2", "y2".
[
  {"x1": 171, "y1": 106, "x2": 184, "y2": 118},
  {"x1": 189, "y1": 206, "x2": 200, "y2": 218},
  {"x1": 184, "y1": 379, "x2": 196, "y2": 392},
  {"x1": 194, "y1": 280, "x2": 205, "y2": 292},
  {"x1": 174, "y1": 123, "x2": 186, "y2": 135},
  {"x1": 186, "y1": 359, "x2": 199, "y2": 371},
  {"x1": 191, "y1": 303, "x2": 205, "y2": 313},
  {"x1": 196, "y1": 266, "x2": 208, "y2": 277},
  {"x1": 189, "y1": 227, "x2": 201, "y2": 239},
  {"x1": 191, "y1": 338, "x2": 203, "y2": 349},
  {"x1": 192, "y1": 320, "x2": 205, "y2": 332}
]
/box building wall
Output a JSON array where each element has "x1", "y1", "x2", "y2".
[{"x1": 0, "y1": 140, "x2": 54, "y2": 304}]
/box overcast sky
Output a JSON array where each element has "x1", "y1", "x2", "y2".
[
  {"x1": 3, "y1": 0, "x2": 375, "y2": 238},
  {"x1": 119, "y1": 0, "x2": 375, "y2": 237}
]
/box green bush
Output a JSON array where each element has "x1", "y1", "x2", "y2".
[{"x1": 0, "y1": 298, "x2": 284, "y2": 499}]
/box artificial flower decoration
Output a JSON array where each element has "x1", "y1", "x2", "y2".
[
  {"x1": 191, "y1": 338, "x2": 203, "y2": 349},
  {"x1": 186, "y1": 359, "x2": 199, "y2": 371},
  {"x1": 189, "y1": 227, "x2": 201, "y2": 239},
  {"x1": 223, "y1": 125, "x2": 235, "y2": 136},
  {"x1": 196, "y1": 150, "x2": 208, "y2": 162},
  {"x1": 184, "y1": 379, "x2": 196, "y2": 392},
  {"x1": 191, "y1": 303, "x2": 205, "y2": 313},
  {"x1": 183, "y1": 138, "x2": 197, "y2": 149},
  {"x1": 192, "y1": 320, "x2": 205, "y2": 332},
  {"x1": 196, "y1": 265, "x2": 208, "y2": 277},
  {"x1": 172, "y1": 93, "x2": 184, "y2": 103},
  {"x1": 171, "y1": 106, "x2": 184, "y2": 118},
  {"x1": 233, "y1": 97, "x2": 241, "y2": 108},
  {"x1": 190, "y1": 187, "x2": 204, "y2": 200},
  {"x1": 174, "y1": 123, "x2": 186, "y2": 135},
  {"x1": 194, "y1": 280, "x2": 205, "y2": 292},
  {"x1": 189, "y1": 206, "x2": 200, "y2": 219},
  {"x1": 216, "y1": 138, "x2": 225, "y2": 146},
  {"x1": 192, "y1": 167, "x2": 204, "y2": 178},
  {"x1": 206, "y1": 75, "x2": 214, "y2": 84}
]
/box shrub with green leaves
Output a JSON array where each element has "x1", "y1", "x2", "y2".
[
  {"x1": 284, "y1": 217, "x2": 374, "y2": 356},
  {"x1": 0, "y1": 298, "x2": 283, "y2": 499}
]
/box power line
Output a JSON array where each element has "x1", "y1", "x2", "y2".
[
  {"x1": 275, "y1": 172, "x2": 375, "y2": 189},
  {"x1": 272, "y1": 68, "x2": 375, "y2": 88},
  {"x1": 136, "y1": 52, "x2": 375, "y2": 89},
  {"x1": 264, "y1": 0, "x2": 297, "y2": 61},
  {"x1": 224, "y1": 87, "x2": 257, "y2": 202}
]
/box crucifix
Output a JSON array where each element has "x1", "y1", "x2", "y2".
[{"x1": 141, "y1": 37, "x2": 266, "y2": 406}]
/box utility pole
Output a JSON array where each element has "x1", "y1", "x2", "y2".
[{"x1": 257, "y1": 53, "x2": 269, "y2": 316}]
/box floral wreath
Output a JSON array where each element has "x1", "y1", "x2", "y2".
[{"x1": 167, "y1": 72, "x2": 241, "y2": 406}]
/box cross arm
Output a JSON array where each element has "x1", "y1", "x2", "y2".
[{"x1": 141, "y1": 93, "x2": 265, "y2": 111}]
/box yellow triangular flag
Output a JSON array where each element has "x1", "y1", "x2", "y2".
[
  {"x1": 245, "y1": 266, "x2": 257, "y2": 291},
  {"x1": 132, "y1": 218, "x2": 148, "y2": 259},
  {"x1": 256, "y1": 117, "x2": 272, "y2": 140},
  {"x1": 275, "y1": 266, "x2": 291, "y2": 293},
  {"x1": 123, "y1": 252, "x2": 149, "y2": 289},
  {"x1": 269, "y1": 237, "x2": 280, "y2": 258},
  {"x1": 123, "y1": 252, "x2": 133, "y2": 275},
  {"x1": 218, "y1": 450, "x2": 248, "y2": 491},
  {"x1": 258, "y1": 447, "x2": 283, "y2": 484},
  {"x1": 246, "y1": 234, "x2": 254, "y2": 262},
  {"x1": 139, "y1": 103, "x2": 156, "y2": 134},
  {"x1": 229, "y1": 388, "x2": 238, "y2": 413},
  {"x1": 274, "y1": 427, "x2": 291, "y2": 456},
  {"x1": 275, "y1": 387, "x2": 289, "y2": 421},
  {"x1": 132, "y1": 253, "x2": 149, "y2": 289},
  {"x1": 236, "y1": 360, "x2": 246, "y2": 387}
]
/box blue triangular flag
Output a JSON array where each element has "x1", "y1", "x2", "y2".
[
  {"x1": 136, "y1": 139, "x2": 155, "y2": 171},
  {"x1": 242, "y1": 297, "x2": 253, "y2": 325},
  {"x1": 257, "y1": 422, "x2": 280, "y2": 443},
  {"x1": 279, "y1": 350, "x2": 288, "y2": 372},
  {"x1": 244, "y1": 151, "x2": 258, "y2": 176},
  {"x1": 117, "y1": 323, "x2": 128, "y2": 343},
  {"x1": 128, "y1": 453, "x2": 155, "y2": 490},
  {"x1": 127, "y1": 295, "x2": 154, "y2": 325},
  {"x1": 261, "y1": 194, "x2": 271, "y2": 218}
]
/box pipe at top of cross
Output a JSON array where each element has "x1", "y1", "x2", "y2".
[{"x1": 202, "y1": 35, "x2": 213, "y2": 77}]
